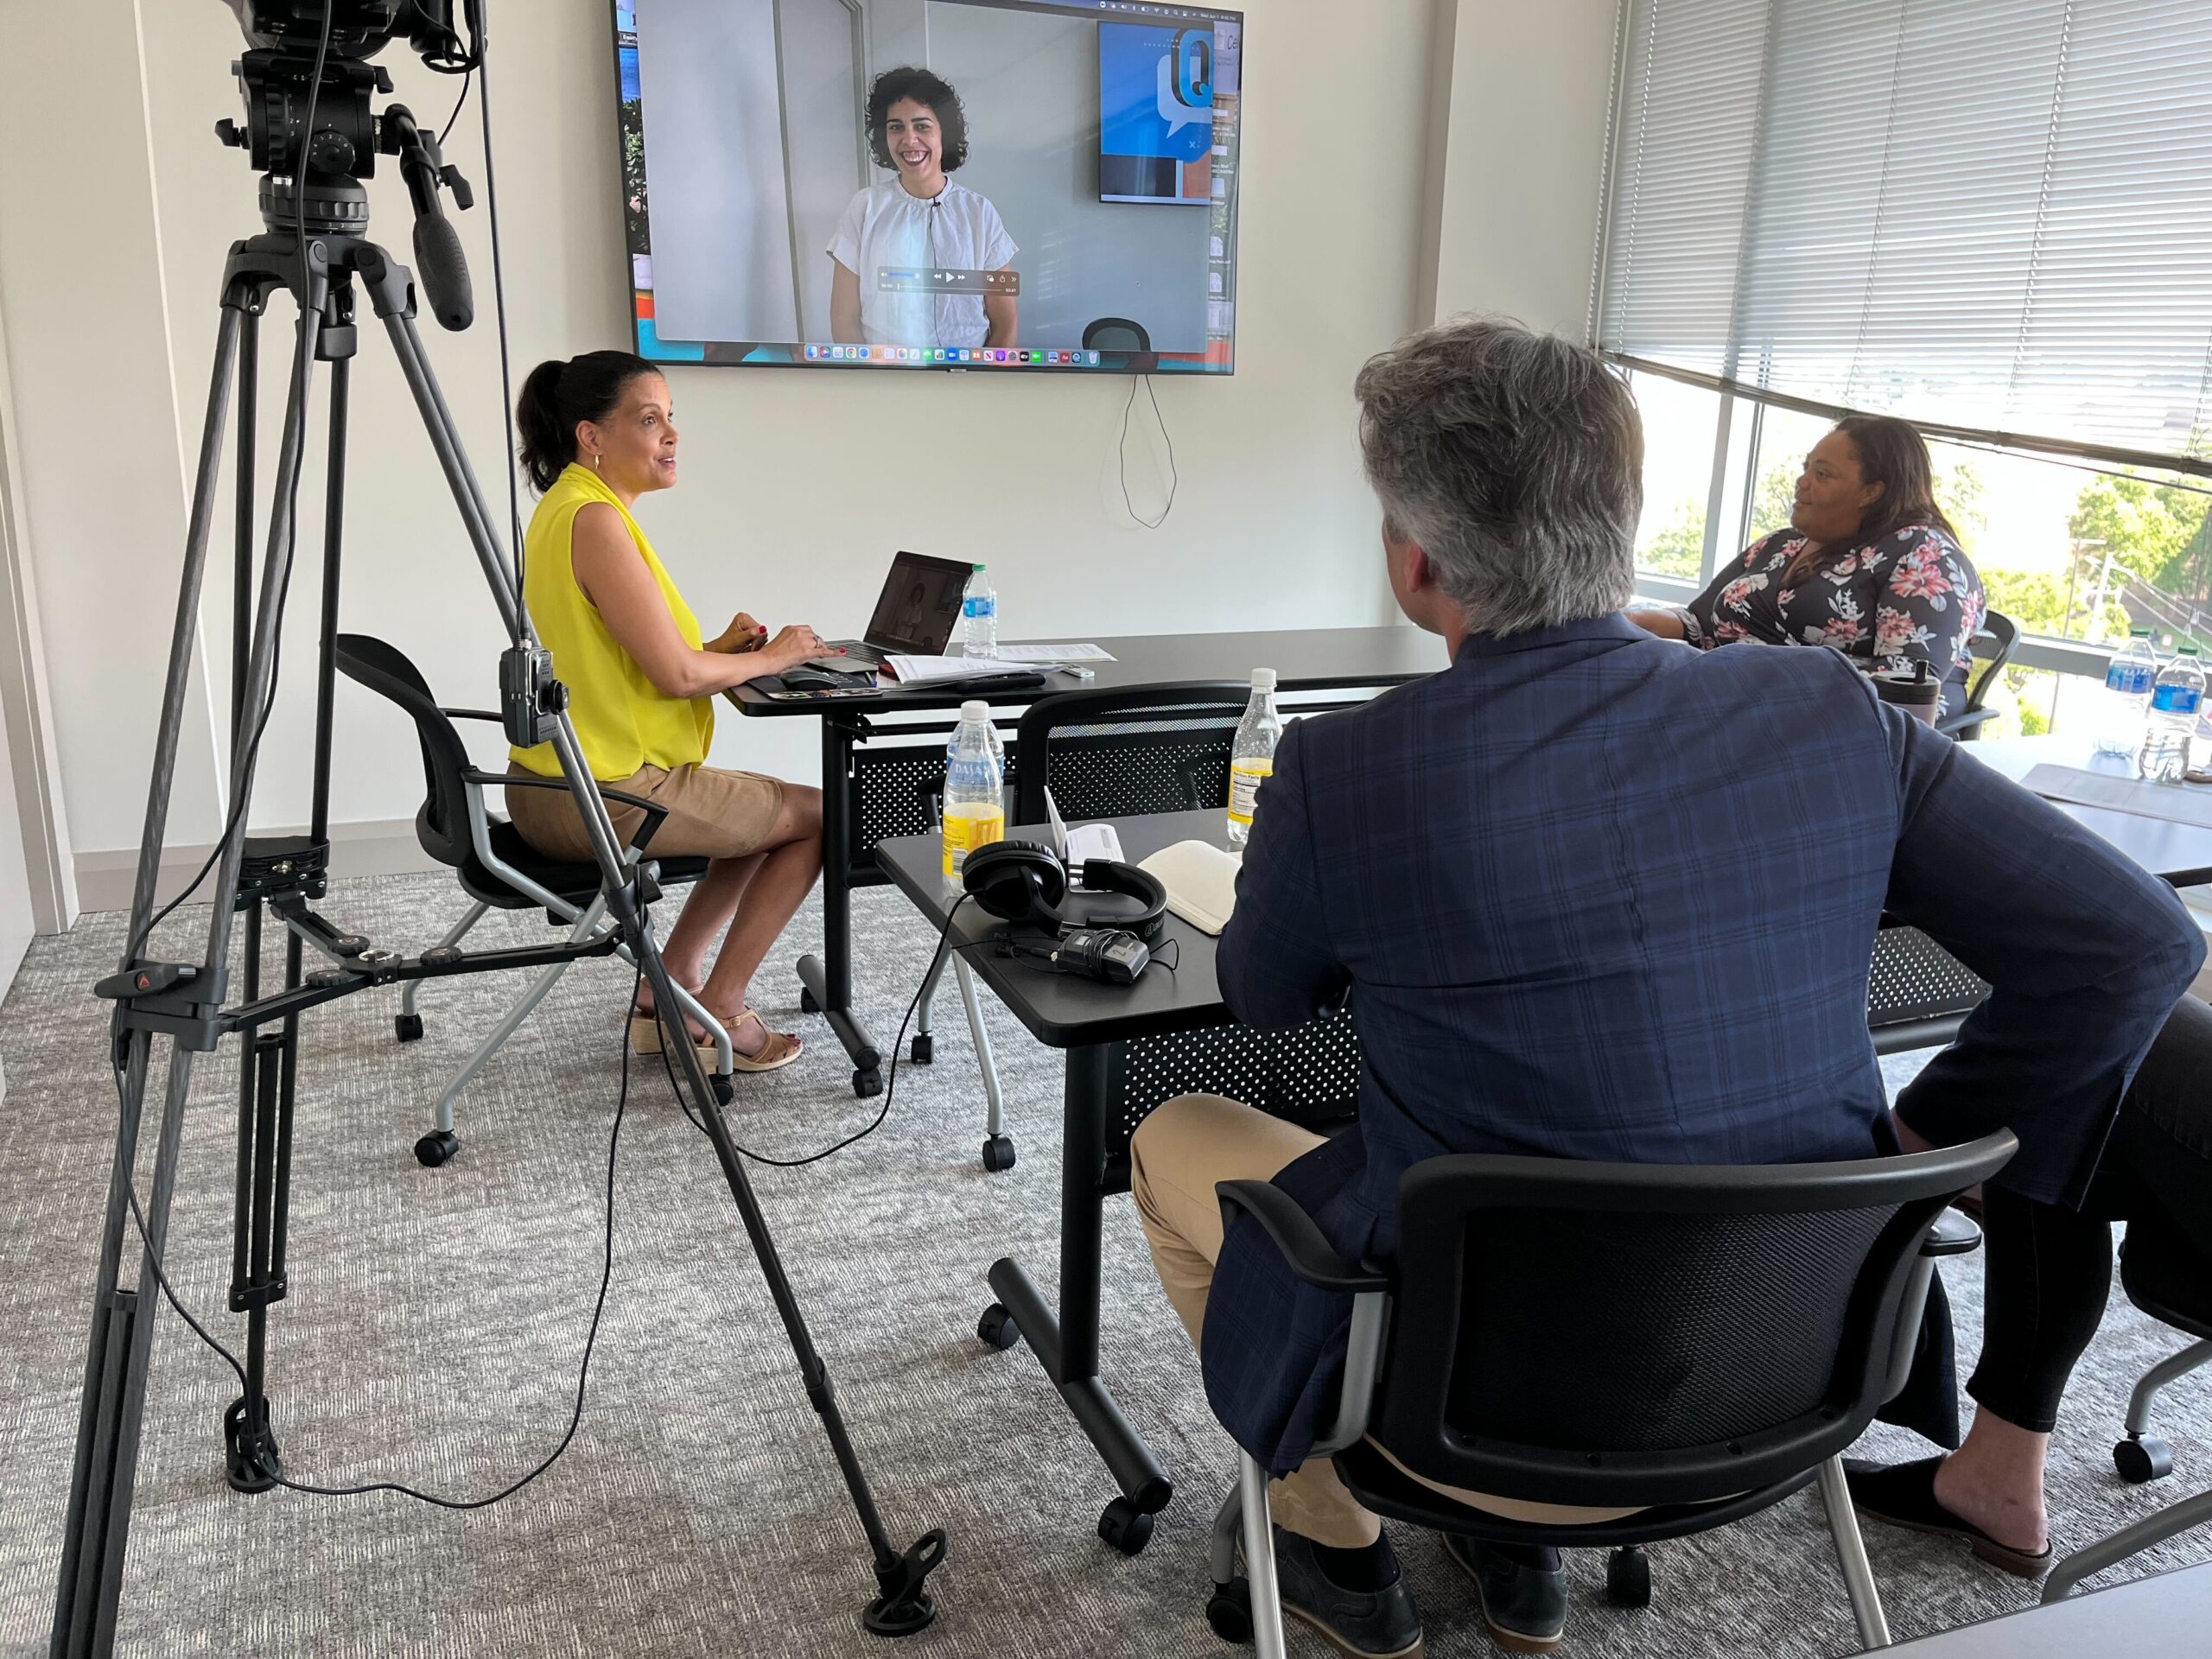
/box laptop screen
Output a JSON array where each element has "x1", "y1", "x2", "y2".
[{"x1": 864, "y1": 552, "x2": 974, "y2": 655}]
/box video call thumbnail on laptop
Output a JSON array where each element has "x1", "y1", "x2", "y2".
[{"x1": 811, "y1": 550, "x2": 973, "y2": 669}]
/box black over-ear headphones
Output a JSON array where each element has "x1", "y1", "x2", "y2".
[{"x1": 962, "y1": 839, "x2": 1168, "y2": 943}]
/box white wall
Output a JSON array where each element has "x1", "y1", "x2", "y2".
[
  {"x1": 1427, "y1": 0, "x2": 1621, "y2": 334},
  {"x1": 0, "y1": 1, "x2": 226, "y2": 887},
  {"x1": 0, "y1": 0, "x2": 1622, "y2": 906}
]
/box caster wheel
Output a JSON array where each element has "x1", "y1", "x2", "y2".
[
  {"x1": 1205, "y1": 1579, "x2": 1253, "y2": 1642},
  {"x1": 800, "y1": 986, "x2": 821, "y2": 1014},
  {"x1": 853, "y1": 1068, "x2": 884, "y2": 1099},
  {"x1": 910, "y1": 1033, "x2": 935, "y2": 1064},
  {"x1": 981, "y1": 1135, "x2": 1016, "y2": 1173},
  {"x1": 2115, "y1": 1436, "x2": 2173, "y2": 1484},
  {"x1": 414, "y1": 1130, "x2": 460, "y2": 1168},
  {"x1": 1605, "y1": 1547, "x2": 1651, "y2": 1608},
  {"x1": 709, "y1": 1073, "x2": 735, "y2": 1106},
  {"x1": 1098, "y1": 1497, "x2": 1154, "y2": 1556},
  {"x1": 395, "y1": 1013, "x2": 424, "y2": 1043},
  {"x1": 976, "y1": 1303, "x2": 1022, "y2": 1351}
]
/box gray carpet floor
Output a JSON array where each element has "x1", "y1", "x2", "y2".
[{"x1": 0, "y1": 874, "x2": 2206, "y2": 1657}]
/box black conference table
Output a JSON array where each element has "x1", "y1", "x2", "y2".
[
  {"x1": 874, "y1": 741, "x2": 2212, "y2": 1553},
  {"x1": 728, "y1": 626, "x2": 1445, "y2": 1097}
]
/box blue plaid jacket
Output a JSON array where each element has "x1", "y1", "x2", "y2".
[{"x1": 1205, "y1": 614, "x2": 2205, "y2": 1476}]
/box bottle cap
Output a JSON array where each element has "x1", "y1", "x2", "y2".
[
  {"x1": 972, "y1": 563, "x2": 987, "y2": 572},
  {"x1": 2181, "y1": 645, "x2": 2202, "y2": 657},
  {"x1": 1250, "y1": 668, "x2": 1278, "y2": 691},
  {"x1": 2133, "y1": 627, "x2": 2154, "y2": 637},
  {"x1": 960, "y1": 699, "x2": 989, "y2": 718}
]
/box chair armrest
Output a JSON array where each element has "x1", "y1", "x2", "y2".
[
  {"x1": 1921, "y1": 1206, "x2": 1982, "y2": 1257},
  {"x1": 1217, "y1": 1180, "x2": 1389, "y2": 1294},
  {"x1": 1936, "y1": 707, "x2": 2001, "y2": 740},
  {"x1": 441, "y1": 707, "x2": 506, "y2": 724},
  {"x1": 466, "y1": 770, "x2": 672, "y2": 854}
]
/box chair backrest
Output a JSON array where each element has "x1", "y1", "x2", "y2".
[
  {"x1": 1963, "y1": 608, "x2": 2018, "y2": 710},
  {"x1": 1369, "y1": 1133, "x2": 2016, "y2": 1511},
  {"x1": 1083, "y1": 316, "x2": 1153, "y2": 353},
  {"x1": 332, "y1": 633, "x2": 475, "y2": 868},
  {"x1": 1012, "y1": 682, "x2": 1254, "y2": 824}
]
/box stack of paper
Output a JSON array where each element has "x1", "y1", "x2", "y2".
[{"x1": 884, "y1": 653, "x2": 1040, "y2": 685}]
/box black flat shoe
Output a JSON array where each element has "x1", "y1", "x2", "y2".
[
  {"x1": 1441, "y1": 1534, "x2": 1567, "y2": 1655},
  {"x1": 1265, "y1": 1526, "x2": 1425, "y2": 1658},
  {"x1": 1843, "y1": 1456, "x2": 2051, "y2": 1578}
]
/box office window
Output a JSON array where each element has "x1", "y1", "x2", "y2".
[
  {"x1": 1598, "y1": 0, "x2": 2212, "y2": 470},
  {"x1": 1629, "y1": 371, "x2": 1727, "y2": 582}
]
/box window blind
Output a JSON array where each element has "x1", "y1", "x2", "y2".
[{"x1": 1596, "y1": 0, "x2": 2212, "y2": 472}]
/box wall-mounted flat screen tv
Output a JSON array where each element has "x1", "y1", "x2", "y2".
[{"x1": 612, "y1": 0, "x2": 1244, "y2": 373}]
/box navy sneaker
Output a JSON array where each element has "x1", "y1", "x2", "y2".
[
  {"x1": 1264, "y1": 1526, "x2": 1425, "y2": 1658},
  {"x1": 1441, "y1": 1534, "x2": 1567, "y2": 1654}
]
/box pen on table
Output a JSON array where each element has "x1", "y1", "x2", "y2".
[{"x1": 1057, "y1": 664, "x2": 1096, "y2": 680}]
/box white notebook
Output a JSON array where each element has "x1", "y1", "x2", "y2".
[{"x1": 1137, "y1": 840, "x2": 1243, "y2": 936}]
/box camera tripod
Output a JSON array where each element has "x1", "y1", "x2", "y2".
[{"x1": 49, "y1": 225, "x2": 943, "y2": 1659}]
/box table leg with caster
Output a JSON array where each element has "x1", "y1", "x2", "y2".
[
  {"x1": 973, "y1": 1043, "x2": 1169, "y2": 1551},
  {"x1": 800, "y1": 715, "x2": 885, "y2": 1097}
]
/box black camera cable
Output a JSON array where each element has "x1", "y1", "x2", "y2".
[
  {"x1": 113, "y1": 0, "x2": 618, "y2": 1515},
  {"x1": 108, "y1": 968, "x2": 639, "y2": 1510},
  {"x1": 658, "y1": 899, "x2": 973, "y2": 1166}
]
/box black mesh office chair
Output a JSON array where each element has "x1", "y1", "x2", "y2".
[
  {"x1": 1936, "y1": 609, "x2": 2018, "y2": 741},
  {"x1": 334, "y1": 634, "x2": 734, "y2": 1166},
  {"x1": 2044, "y1": 1218, "x2": 2212, "y2": 1599},
  {"x1": 1204, "y1": 1132, "x2": 2017, "y2": 1656}
]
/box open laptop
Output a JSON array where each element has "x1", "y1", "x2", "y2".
[{"x1": 808, "y1": 550, "x2": 973, "y2": 671}]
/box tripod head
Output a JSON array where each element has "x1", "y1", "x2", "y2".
[{"x1": 216, "y1": 0, "x2": 485, "y2": 328}]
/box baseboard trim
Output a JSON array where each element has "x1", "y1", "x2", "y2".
[{"x1": 73, "y1": 819, "x2": 438, "y2": 915}]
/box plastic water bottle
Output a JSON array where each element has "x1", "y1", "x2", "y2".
[
  {"x1": 961, "y1": 563, "x2": 997, "y2": 658},
  {"x1": 942, "y1": 700, "x2": 1005, "y2": 889},
  {"x1": 2139, "y1": 645, "x2": 2205, "y2": 784},
  {"x1": 2094, "y1": 629, "x2": 2159, "y2": 759},
  {"x1": 1225, "y1": 668, "x2": 1281, "y2": 850}
]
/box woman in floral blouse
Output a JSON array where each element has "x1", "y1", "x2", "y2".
[{"x1": 1630, "y1": 416, "x2": 1986, "y2": 718}]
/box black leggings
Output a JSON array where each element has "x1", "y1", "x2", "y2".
[{"x1": 1967, "y1": 995, "x2": 2212, "y2": 1434}]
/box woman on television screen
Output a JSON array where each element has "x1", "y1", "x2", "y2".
[{"x1": 829, "y1": 67, "x2": 1018, "y2": 351}]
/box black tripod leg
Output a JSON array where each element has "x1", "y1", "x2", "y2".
[
  {"x1": 372, "y1": 293, "x2": 945, "y2": 1636},
  {"x1": 53, "y1": 296, "x2": 247, "y2": 1659},
  {"x1": 54, "y1": 264, "x2": 327, "y2": 1658},
  {"x1": 627, "y1": 889, "x2": 946, "y2": 1636},
  {"x1": 222, "y1": 903, "x2": 286, "y2": 1492}
]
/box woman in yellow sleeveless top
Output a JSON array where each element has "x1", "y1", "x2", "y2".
[{"x1": 507, "y1": 352, "x2": 826, "y2": 1071}]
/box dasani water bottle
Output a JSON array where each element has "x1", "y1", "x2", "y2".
[
  {"x1": 961, "y1": 564, "x2": 997, "y2": 658},
  {"x1": 2094, "y1": 629, "x2": 2158, "y2": 759},
  {"x1": 2138, "y1": 645, "x2": 2205, "y2": 785}
]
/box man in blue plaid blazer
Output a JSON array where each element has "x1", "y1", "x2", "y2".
[{"x1": 1127, "y1": 319, "x2": 2203, "y2": 1657}]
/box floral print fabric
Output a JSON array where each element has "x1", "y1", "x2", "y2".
[{"x1": 1681, "y1": 524, "x2": 1986, "y2": 709}]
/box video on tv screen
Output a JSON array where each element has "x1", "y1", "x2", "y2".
[{"x1": 611, "y1": 0, "x2": 1244, "y2": 374}]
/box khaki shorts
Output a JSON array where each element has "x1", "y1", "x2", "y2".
[{"x1": 506, "y1": 763, "x2": 785, "y2": 863}]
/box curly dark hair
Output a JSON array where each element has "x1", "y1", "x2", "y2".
[{"x1": 866, "y1": 67, "x2": 969, "y2": 174}]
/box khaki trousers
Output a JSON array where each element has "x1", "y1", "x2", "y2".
[{"x1": 1129, "y1": 1093, "x2": 1639, "y2": 1549}]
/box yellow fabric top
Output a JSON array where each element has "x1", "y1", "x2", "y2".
[{"x1": 509, "y1": 462, "x2": 714, "y2": 780}]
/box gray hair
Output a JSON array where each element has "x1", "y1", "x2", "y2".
[{"x1": 1355, "y1": 316, "x2": 1643, "y2": 637}]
